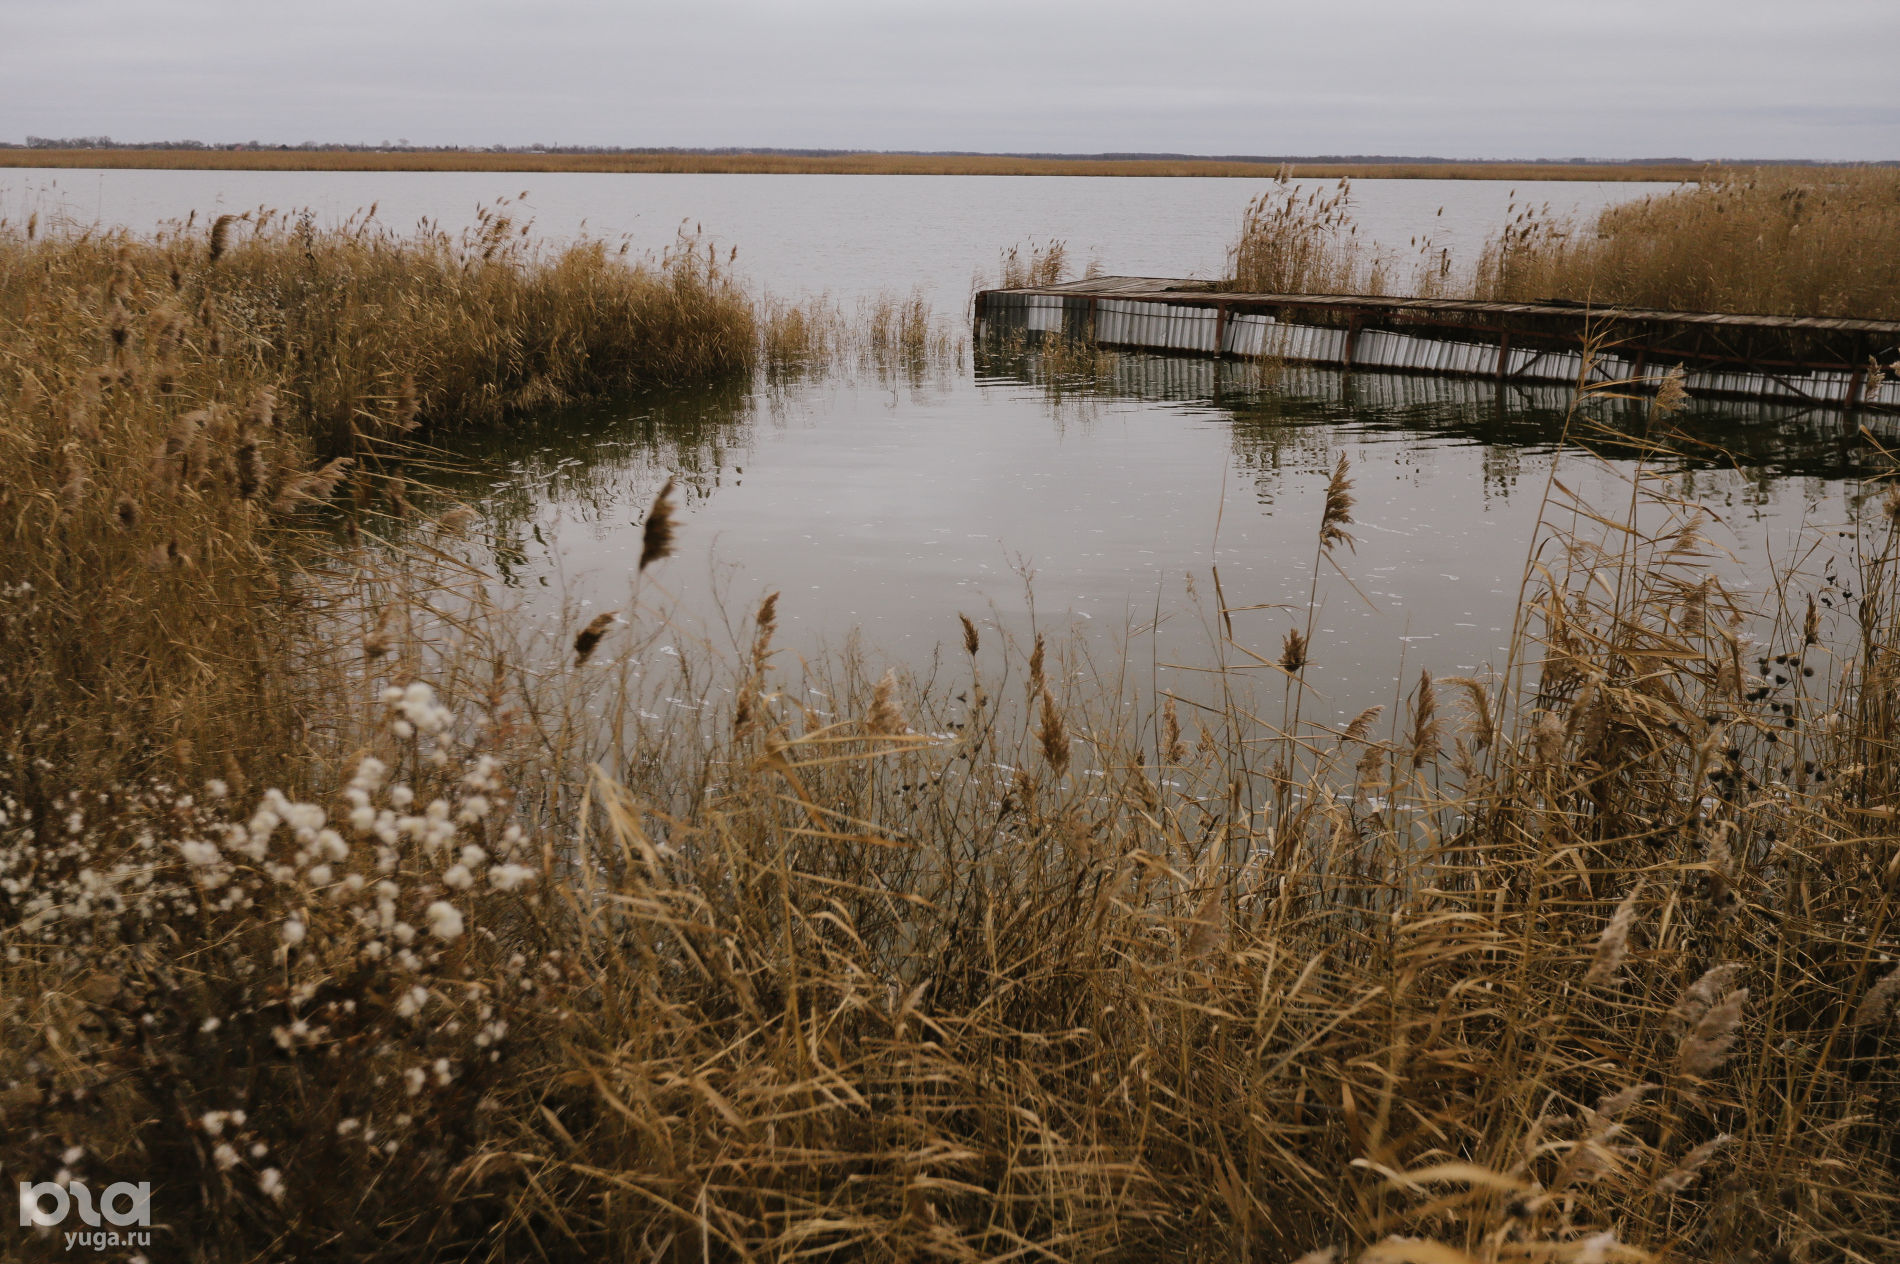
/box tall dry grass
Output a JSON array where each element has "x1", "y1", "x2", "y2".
[
  {"x1": 1227, "y1": 175, "x2": 1397, "y2": 296},
  {"x1": 1471, "y1": 168, "x2": 1900, "y2": 319},
  {"x1": 761, "y1": 289, "x2": 966, "y2": 383},
  {"x1": 0, "y1": 210, "x2": 759, "y2": 804},
  {"x1": 5, "y1": 216, "x2": 1900, "y2": 1261},
  {"x1": 1227, "y1": 166, "x2": 1900, "y2": 321}
]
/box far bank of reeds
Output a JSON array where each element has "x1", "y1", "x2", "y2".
[
  {"x1": 1, "y1": 147, "x2": 1720, "y2": 181},
  {"x1": 1227, "y1": 166, "x2": 1900, "y2": 321}
]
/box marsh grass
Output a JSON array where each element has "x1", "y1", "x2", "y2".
[
  {"x1": 760, "y1": 289, "x2": 966, "y2": 389},
  {"x1": 1470, "y1": 168, "x2": 1900, "y2": 319},
  {"x1": 1227, "y1": 175, "x2": 1396, "y2": 296},
  {"x1": 999, "y1": 239, "x2": 1071, "y2": 289},
  {"x1": 9, "y1": 413, "x2": 1900, "y2": 1259},
  {"x1": 4, "y1": 219, "x2": 1900, "y2": 1262},
  {"x1": 1227, "y1": 167, "x2": 1900, "y2": 321},
  {"x1": 0, "y1": 209, "x2": 763, "y2": 801}
]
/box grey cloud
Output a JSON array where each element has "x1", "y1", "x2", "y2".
[{"x1": 1, "y1": 0, "x2": 1894, "y2": 158}]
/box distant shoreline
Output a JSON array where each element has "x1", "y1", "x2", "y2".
[{"x1": 0, "y1": 149, "x2": 1732, "y2": 181}]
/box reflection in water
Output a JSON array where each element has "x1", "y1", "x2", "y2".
[
  {"x1": 419, "y1": 348, "x2": 1885, "y2": 726},
  {"x1": 440, "y1": 378, "x2": 759, "y2": 588}
]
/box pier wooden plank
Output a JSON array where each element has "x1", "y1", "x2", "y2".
[
  {"x1": 974, "y1": 278, "x2": 1900, "y2": 409},
  {"x1": 997, "y1": 277, "x2": 1900, "y2": 337}
]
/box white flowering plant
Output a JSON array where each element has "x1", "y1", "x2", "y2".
[{"x1": 0, "y1": 681, "x2": 567, "y2": 1256}]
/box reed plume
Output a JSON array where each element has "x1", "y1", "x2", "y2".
[
  {"x1": 208, "y1": 213, "x2": 237, "y2": 262},
  {"x1": 1679, "y1": 985, "x2": 1748, "y2": 1077},
  {"x1": 1407, "y1": 668, "x2": 1441, "y2": 768},
  {"x1": 1654, "y1": 1134, "x2": 1731, "y2": 1195},
  {"x1": 1319, "y1": 452, "x2": 1355, "y2": 553},
  {"x1": 1037, "y1": 684, "x2": 1070, "y2": 775},
  {"x1": 866, "y1": 669, "x2": 907, "y2": 735},
  {"x1": 1584, "y1": 885, "x2": 1642, "y2": 987},
  {"x1": 638, "y1": 477, "x2": 678, "y2": 573},
  {"x1": 572, "y1": 611, "x2": 616, "y2": 664},
  {"x1": 1856, "y1": 967, "x2": 1900, "y2": 1026},
  {"x1": 1279, "y1": 627, "x2": 1309, "y2": 674},
  {"x1": 1162, "y1": 695, "x2": 1186, "y2": 763}
]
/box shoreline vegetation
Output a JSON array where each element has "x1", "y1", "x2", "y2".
[
  {"x1": 0, "y1": 147, "x2": 1733, "y2": 181},
  {"x1": 1226, "y1": 166, "x2": 1900, "y2": 321},
  {"x1": 3, "y1": 198, "x2": 1900, "y2": 1261}
]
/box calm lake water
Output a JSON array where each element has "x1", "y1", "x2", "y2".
[
  {"x1": 7, "y1": 169, "x2": 1871, "y2": 723},
  {"x1": 4, "y1": 168, "x2": 1670, "y2": 313},
  {"x1": 442, "y1": 358, "x2": 1872, "y2": 728}
]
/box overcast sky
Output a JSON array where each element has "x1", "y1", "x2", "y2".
[{"x1": 4, "y1": 0, "x2": 1895, "y2": 160}]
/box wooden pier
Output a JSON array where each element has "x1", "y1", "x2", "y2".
[{"x1": 974, "y1": 277, "x2": 1900, "y2": 411}]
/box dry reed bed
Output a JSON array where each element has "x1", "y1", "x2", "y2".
[
  {"x1": 0, "y1": 148, "x2": 1718, "y2": 181},
  {"x1": 2, "y1": 220, "x2": 1899, "y2": 1261},
  {"x1": 0, "y1": 210, "x2": 765, "y2": 802},
  {"x1": 1227, "y1": 167, "x2": 1900, "y2": 322}
]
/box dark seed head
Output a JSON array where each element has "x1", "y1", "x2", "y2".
[{"x1": 638, "y1": 476, "x2": 678, "y2": 573}]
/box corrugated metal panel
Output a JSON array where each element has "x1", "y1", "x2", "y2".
[
  {"x1": 985, "y1": 288, "x2": 1894, "y2": 409},
  {"x1": 1225, "y1": 312, "x2": 1274, "y2": 357},
  {"x1": 1544, "y1": 351, "x2": 1584, "y2": 384},
  {"x1": 1271, "y1": 323, "x2": 1348, "y2": 365},
  {"x1": 1026, "y1": 293, "x2": 1062, "y2": 333}
]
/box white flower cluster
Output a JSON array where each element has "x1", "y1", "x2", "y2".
[
  {"x1": 0, "y1": 677, "x2": 564, "y2": 1215},
  {"x1": 383, "y1": 681, "x2": 455, "y2": 740}
]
